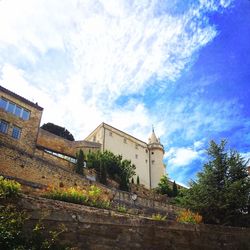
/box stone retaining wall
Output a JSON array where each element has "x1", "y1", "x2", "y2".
[{"x1": 15, "y1": 195, "x2": 250, "y2": 250}]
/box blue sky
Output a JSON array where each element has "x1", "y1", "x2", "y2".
[{"x1": 0, "y1": 0, "x2": 249, "y2": 186}]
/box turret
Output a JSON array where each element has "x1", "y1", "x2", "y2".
[{"x1": 148, "y1": 127, "x2": 165, "y2": 188}]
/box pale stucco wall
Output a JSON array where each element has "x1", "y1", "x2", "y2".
[
  {"x1": 103, "y1": 125, "x2": 150, "y2": 187},
  {"x1": 85, "y1": 123, "x2": 165, "y2": 189}
]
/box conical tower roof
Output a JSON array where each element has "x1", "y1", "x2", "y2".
[{"x1": 148, "y1": 126, "x2": 159, "y2": 144}]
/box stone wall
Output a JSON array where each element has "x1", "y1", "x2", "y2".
[
  {"x1": 37, "y1": 128, "x2": 101, "y2": 157},
  {"x1": 16, "y1": 195, "x2": 250, "y2": 250},
  {"x1": 0, "y1": 142, "x2": 93, "y2": 189},
  {"x1": 0, "y1": 141, "x2": 182, "y2": 216}
]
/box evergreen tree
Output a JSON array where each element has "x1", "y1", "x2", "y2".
[
  {"x1": 181, "y1": 140, "x2": 250, "y2": 226},
  {"x1": 136, "y1": 175, "x2": 140, "y2": 185},
  {"x1": 172, "y1": 181, "x2": 178, "y2": 197},
  {"x1": 75, "y1": 150, "x2": 85, "y2": 176}
]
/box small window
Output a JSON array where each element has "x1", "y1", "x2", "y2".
[
  {"x1": 14, "y1": 105, "x2": 22, "y2": 117},
  {"x1": 93, "y1": 136, "x2": 96, "y2": 142},
  {"x1": 151, "y1": 152, "x2": 154, "y2": 155},
  {"x1": 135, "y1": 154, "x2": 138, "y2": 159},
  {"x1": 22, "y1": 109, "x2": 30, "y2": 120},
  {"x1": 12, "y1": 126, "x2": 21, "y2": 139},
  {"x1": 7, "y1": 102, "x2": 15, "y2": 113},
  {"x1": 123, "y1": 138, "x2": 127, "y2": 143},
  {"x1": 0, "y1": 120, "x2": 9, "y2": 134},
  {"x1": 135, "y1": 144, "x2": 138, "y2": 149},
  {"x1": 145, "y1": 159, "x2": 148, "y2": 163},
  {"x1": 145, "y1": 149, "x2": 148, "y2": 153},
  {"x1": 152, "y1": 160, "x2": 155, "y2": 165},
  {"x1": 0, "y1": 98, "x2": 8, "y2": 110}
]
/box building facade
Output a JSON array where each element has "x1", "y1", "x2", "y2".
[
  {"x1": 0, "y1": 85, "x2": 43, "y2": 155},
  {"x1": 1, "y1": 85, "x2": 165, "y2": 189},
  {"x1": 0, "y1": 85, "x2": 100, "y2": 169},
  {"x1": 85, "y1": 123, "x2": 165, "y2": 188}
]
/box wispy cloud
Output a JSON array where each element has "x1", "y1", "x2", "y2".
[{"x1": 0, "y1": 0, "x2": 233, "y2": 138}]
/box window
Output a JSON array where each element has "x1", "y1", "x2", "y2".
[
  {"x1": 123, "y1": 138, "x2": 127, "y2": 143},
  {"x1": 22, "y1": 109, "x2": 30, "y2": 120},
  {"x1": 135, "y1": 154, "x2": 138, "y2": 159},
  {"x1": 145, "y1": 149, "x2": 148, "y2": 153},
  {"x1": 14, "y1": 105, "x2": 22, "y2": 117},
  {"x1": 135, "y1": 144, "x2": 138, "y2": 149},
  {"x1": 7, "y1": 102, "x2": 15, "y2": 113},
  {"x1": 151, "y1": 152, "x2": 154, "y2": 155},
  {"x1": 12, "y1": 126, "x2": 21, "y2": 139},
  {"x1": 109, "y1": 131, "x2": 113, "y2": 136},
  {"x1": 0, "y1": 97, "x2": 30, "y2": 120},
  {"x1": 145, "y1": 159, "x2": 148, "y2": 163},
  {"x1": 152, "y1": 160, "x2": 155, "y2": 165},
  {"x1": 0, "y1": 98, "x2": 7, "y2": 109},
  {"x1": 0, "y1": 120, "x2": 8, "y2": 134}
]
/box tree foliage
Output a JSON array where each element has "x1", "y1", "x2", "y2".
[
  {"x1": 172, "y1": 181, "x2": 178, "y2": 197},
  {"x1": 180, "y1": 140, "x2": 250, "y2": 226},
  {"x1": 41, "y1": 122, "x2": 75, "y2": 141},
  {"x1": 75, "y1": 149, "x2": 85, "y2": 176},
  {"x1": 86, "y1": 150, "x2": 136, "y2": 191},
  {"x1": 156, "y1": 174, "x2": 172, "y2": 196}
]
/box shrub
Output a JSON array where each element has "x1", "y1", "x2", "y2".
[
  {"x1": 0, "y1": 206, "x2": 69, "y2": 249},
  {"x1": 151, "y1": 213, "x2": 167, "y2": 221},
  {"x1": 87, "y1": 185, "x2": 110, "y2": 208},
  {"x1": 117, "y1": 205, "x2": 127, "y2": 213},
  {"x1": 0, "y1": 176, "x2": 21, "y2": 199},
  {"x1": 43, "y1": 187, "x2": 88, "y2": 205},
  {"x1": 44, "y1": 185, "x2": 111, "y2": 209},
  {"x1": 176, "y1": 209, "x2": 202, "y2": 224}
]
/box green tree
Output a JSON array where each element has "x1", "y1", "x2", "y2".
[
  {"x1": 172, "y1": 181, "x2": 178, "y2": 197},
  {"x1": 119, "y1": 160, "x2": 136, "y2": 191},
  {"x1": 181, "y1": 140, "x2": 250, "y2": 226},
  {"x1": 136, "y1": 175, "x2": 140, "y2": 185},
  {"x1": 131, "y1": 177, "x2": 134, "y2": 184},
  {"x1": 75, "y1": 149, "x2": 85, "y2": 176},
  {"x1": 156, "y1": 174, "x2": 172, "y2": 196},
  {"x1": 41, "y1": 122, "x2": 75, "y2": 141},
  {"x1": 86, "y1": 151, "x2": 135, "y2": 191}
]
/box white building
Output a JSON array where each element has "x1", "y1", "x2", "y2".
[{"x1": 85, "y1": 122, "x2": 165, "y2": 189}]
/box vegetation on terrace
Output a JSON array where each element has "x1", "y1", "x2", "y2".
[
  {"x1": 0, "y1": 177, "x2": 70, "y2": 249},
  {"x1": 76, "y1": 150, "x2": 136, "y2": 191}
]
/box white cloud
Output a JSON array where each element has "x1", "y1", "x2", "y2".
[
  {"x1": 241, "y1": 152, "x2": 250, "y2": 164},
  {"x1": 165, "y1": 147, "x2": 200, "y2": 167},
  {"x1": 0, "y1": 0, "x2": 234, "y2": 143}
]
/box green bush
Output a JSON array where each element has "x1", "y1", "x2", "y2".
[
  {"x1": 44, "y1": 185, "x2": 111, "y2": 209},
  {"x1": 44, "y1": 187, "x2": 88, "y2": 205},
  {"x1": 0, "y1": 206, "x2": 69, "y2": 249},
  {"x1": 117, "y1": 205, "x2": 127, "y2": 213},
  {"x1": 151, "y1": 213, "x2": 167, "y2": 221},
  {"x1": 0, "y1": 176, "x2": 21, "y2": 199}
]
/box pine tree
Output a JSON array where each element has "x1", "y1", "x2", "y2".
[
  {"x1": 136, "y1": 176, "x2": 140, "y2": 185},
  {"x1": 76, "y1": 149, "x2": 85, "y2": 176},
  {"x1": 181, "y1": 140, "x2": 250, "y2": 226},
  {"x1": 172, "y1": 181, "x2": 178, "y2": 197},
  {"x1": 131, "y1": 177, "x2": 134, "y2": 184}
]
